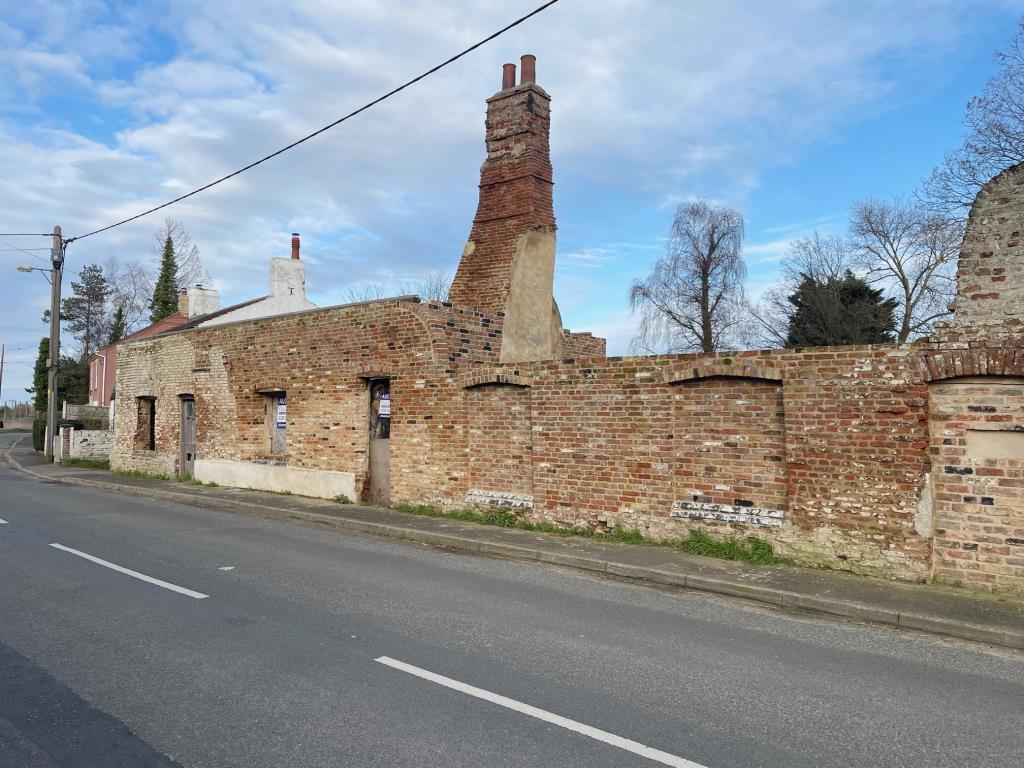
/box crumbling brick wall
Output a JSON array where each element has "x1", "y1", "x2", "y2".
[
  {"x1": 465, "y1": 383, "x2": 534, "y2": 509},
  {"x1": 673, "y1": 376, "x2": 787, "y2": 515},
  {"x1": 110, "y1": 83, "x2": 1024, "y2": 592},
  {"x1": 115, "y1": 308, "x2": 947, "y2": 582},
  {"x1": 562, "y1": 331, "x2": 607, "y2": 360},
  {"x1": 919, "y1": 343, "x2": 1024, "y2": 594},
  {"x1": 449, "y1": 69, "x2": 554, "y2": 313},
  {"x1": 464, "y1": 350, "x2": 932, "y2": 580},
  {"x1": 951, "y1": 161, "x2": 1024, "y2": 333}
]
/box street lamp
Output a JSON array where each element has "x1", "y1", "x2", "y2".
[{"x1": 15, "y1": 225, "x2": 63, "y2": 461}]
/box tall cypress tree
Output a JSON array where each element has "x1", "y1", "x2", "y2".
[{"x1": 149, "y1": 234, "x2": 179, "y2": 323}]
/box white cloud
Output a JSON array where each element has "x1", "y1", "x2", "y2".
[
  {"x1": 745, "y1": 238, "x2": 797, "y2": 263},
  {"x1": 0, "y1": 0, "x2": 998, "y2": 398}
]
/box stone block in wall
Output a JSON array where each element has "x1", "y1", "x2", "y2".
[
  {"x1": 671, "y1": 500, "x2": 785, "y2": 528},
  {"x1": 466, "y1": 489, "x2": 534, "y2": 510}
]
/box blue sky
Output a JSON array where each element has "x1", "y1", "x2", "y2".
[{"x1": 1, "y1": 0, "x2": 1022, "y2": 403}]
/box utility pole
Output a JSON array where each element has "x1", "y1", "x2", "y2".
[
  {"x1": 44, "y1": 225, "x2": 63, "y2": 461},
  {"x1": 0, "y1": 343, "x2": 5, "y2": 427}
]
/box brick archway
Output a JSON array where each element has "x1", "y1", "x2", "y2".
[
  {"x1": 459, "y1": 368, "x2": 533, "y2": 389},
  {"x1": 663, "y1": 360, "x2": 783, "y2": 385},
  {"x1": 919, "y1": 349, "x2": 1024, "y2": 383},
  {"x1": 928, "y1": 374, "x2": 1024, "y2": 592}
]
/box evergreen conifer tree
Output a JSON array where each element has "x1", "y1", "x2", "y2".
[
  {"x1": 60, "y1": 264, "x2": 109, "y2": 359},
  {"x1": 26, "y1": 337, "x2": 49, "y2": 413},
  {"x1": 786, "y1": 271, "x2": 898, "y2": 348},
  {"x1": 149, "y1": 234, "x2": 179, "y2": 323}
]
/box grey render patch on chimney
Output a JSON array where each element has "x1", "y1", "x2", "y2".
[{"x1": 187, "y1": 285, "x2": 221, "y2": 318}]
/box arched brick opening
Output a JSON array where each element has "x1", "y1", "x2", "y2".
[
  {"x1": 919, "y1": 349, "x2": 1024, "y2": 383},
  {"x1": 463, "y1": 380, "x2": 534, "y2": 511},
  {"x1": 458, "y1": 368, "x2": 534, "y2": 389},
  {"x1": 663, "y1": 360, "x2": 783, "y2": 385},
  {"x1": 928, "y1": 374, "x2": 1024, "y2": 593},
  {"x1": 669, "y1": 374, "x2": 787, "y2": 529}
]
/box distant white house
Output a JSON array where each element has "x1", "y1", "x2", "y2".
[
  {"x1": 89, "y1": 234, "x2": 316, "y2": 407},
  {"x1": 189, "y1": 233, "x2": 316, "y2": 328}
]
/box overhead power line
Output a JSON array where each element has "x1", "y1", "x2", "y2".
[
  {"x1": 0, "y1": 233, "x2": 51, "y2": 237},
  {"x1": 68, "y1": 0, "x2": 561, "y2": 245},
  {"x1": 0, "y1": 240, "x2": 50, "y2": 263}
]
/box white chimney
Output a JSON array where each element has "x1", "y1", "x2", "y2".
[
  {"x1": 269, "y1": 233, "x2": 307, "y2": 301},
  {"x1": 187, "y1": 285, "x2": 220, "y2": 318}
]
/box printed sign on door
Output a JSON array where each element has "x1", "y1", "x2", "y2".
[{"x1": 276, "y1": 396, "x2": 287, "y2": 428}]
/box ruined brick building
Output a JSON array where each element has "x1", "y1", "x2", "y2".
[{"x1": 113, "y1": 56, "x2": 1024, "y2": 593}]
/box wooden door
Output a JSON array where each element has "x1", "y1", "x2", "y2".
[
  {"x1": 179, "y1": 396, "x2": 196, "y2": 478},
  {"x1": 368, "y1": 379, "x2": 391, "y2": 507}
]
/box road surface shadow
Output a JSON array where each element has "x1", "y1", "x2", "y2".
[{"x1": 0, "y1": 641, "x2": 182, "y2": 767}]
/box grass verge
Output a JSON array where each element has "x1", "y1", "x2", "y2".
[
  {"x1": 392, "y1": 503, "x2": 788, "y2": 565},
  {"x1": 115, "y1": 469, "x2": 170, "y2": 481},
  {"x1": 61, "y1": 457, "x2": 111, "y2": 470}
]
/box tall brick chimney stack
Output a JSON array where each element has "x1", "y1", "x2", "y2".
[
  {"x1": 449, "y1": 55, "x2": 564, "y2": 363},
  {"x1": 291, "y1": 233, "x2": 301, "y2": 260}
]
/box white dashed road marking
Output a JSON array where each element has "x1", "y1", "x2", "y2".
[
  {"x1": 50, "y1": 543, "x2": 209, "y2": 599},
  {"x1": 375, "y1": 656, "x2": 708, "y2": 768}
]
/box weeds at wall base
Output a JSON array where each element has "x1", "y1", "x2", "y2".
[
  {"x1": 115, "y1": 469, "x2": 170, "y2": 481},
  {"x1": 61, "y1": 457, "x2": 110, "y2": 470},
  {"x1": 391, "y1": 503, "x2": 789, "y2": 566}
]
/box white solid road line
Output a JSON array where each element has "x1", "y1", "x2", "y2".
[
  {"x1": 49, "y1": 543, "x2": 209, "y2": 599},
  {"x1": 375, "y1": 656, "x2": 708, "y2": 768}
]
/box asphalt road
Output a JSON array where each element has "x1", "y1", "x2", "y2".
[{"x1": 1, "y1": 433, "x2": 1023, "y2": 768}]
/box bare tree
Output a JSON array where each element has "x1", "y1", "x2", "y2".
[
  {"x1": 103, "y1": 255, "x2": 151, "y2": 335},
  {"x1": 849, "y1": 198, "x2": 961, "y2": 343},
  {"x1": 920, "y1": 19, "x2": 1024, "y2": 212},
  {"x1": 344, "y1": 282, "x2": 392, "y2": 303},
  {"x1": 629, "y1": 200, "x2": 746, "y2": 354},
  {"x1": 343, "y1": 270, "x2": 452, "y2": 305},
  {"x1": 417, "y1": 270, "x2": 453, "y2": 302},
  {"x1": 153, "y1": 218, "x2": 208, "y2": 289},
  {"x1": 747, "y1": 232, "x2": 856, "y2": 347}
]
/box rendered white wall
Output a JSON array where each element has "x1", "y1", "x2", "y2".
[{"x1": 194, "y1": 458, "x2": 356, "y2": 500}]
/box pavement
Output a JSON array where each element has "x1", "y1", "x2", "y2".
[
  {"x1": 1, "y1": 432, "x2": 1023, "y2": 767},
  {"x1": 3, "y1": 434, "x2": 1023, "y2": 652}
]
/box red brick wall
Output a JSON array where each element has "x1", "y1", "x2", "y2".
[
  {"x1": 951, "y1": 161, "x2": 1024, "y2": 333},
  {"x1": 673, "y1": 377, "x2": 786, "y2": 513},
  {"x1": 449, "y1": 82, "x2": 555, "y2": 313},
  {"x1": 116, "y1": 307, "x2": 976, "y2": 584},
  {"x1": 111, "y1": 291, "x2": 1024, "y2": 592},
  {"x1": 929, "y1": 376, "x2": 1024, "y2": 593},
  {"x1": 562, "y1": 331, "x2": 606, "y2": 360},
  {"x1": 466, "y1": 384, "x2": 533, "y2": 501}
]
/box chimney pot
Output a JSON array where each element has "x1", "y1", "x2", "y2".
[
  {"x1": 501, "y1": 63, "x2": 516, "y2": 90},
  {"x1": 291, "y1": 233, "x2": 300, "y2": 260},
  {"x1": 520, "y1": 54, "x2": 536, "y2": 84}
]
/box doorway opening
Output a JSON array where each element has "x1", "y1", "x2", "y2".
[
  {"x1": 179, "y1": 395, "x2": 196, "y2": 479},
  {"x1": 367, "y1": 378, "x2": 391, "y2": 506}
]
